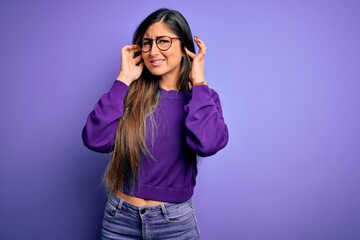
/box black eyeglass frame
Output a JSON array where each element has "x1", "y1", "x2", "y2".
[{"x1": 140, "y1": 36, "x2": 180, "y2": 53}]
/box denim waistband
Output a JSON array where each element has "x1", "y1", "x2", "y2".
[{"x1": 107, "y1": 193, "x2": 194, "y2": 218}]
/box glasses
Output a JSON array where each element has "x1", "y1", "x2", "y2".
[{"x1": 140, "y1": 36, "x2": 180, "y2": 53}]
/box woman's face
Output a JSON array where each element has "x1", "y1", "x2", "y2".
[{"x1": 141, "y1": 21, "x2": 183, "y2": 81}]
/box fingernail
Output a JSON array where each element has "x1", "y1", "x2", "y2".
[{"x1": 194, "y1": 36, "x2": 199, "y2": 39}]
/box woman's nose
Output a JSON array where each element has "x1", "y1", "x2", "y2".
[{"x1": 149, "y1": 41, "x2": 160, "y2": 55}]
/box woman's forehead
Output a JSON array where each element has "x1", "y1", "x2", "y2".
[{"x1": 143, "y1": 22, "x2": 176, "y2": 38}]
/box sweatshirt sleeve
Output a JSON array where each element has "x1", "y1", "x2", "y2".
[
  {"x1": 82, "y1": 80, "x2": 129, "y2": 153},
  {"x1": 184, "y1": 85, "x2": 229, "y2": 157}
]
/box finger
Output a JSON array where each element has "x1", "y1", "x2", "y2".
[
  {"x1": 185, "y1": 47, "x2": 196, "y2": 59},
  {"x1": 194, "y1": 40, "x2": 206, "y2": 58},
  {"x1": 129, "y1": 46, "x2": 141, "y2": 55},
  {"x1": 194, "y1": 36, "x2": 207, "y2": 57},
  {"x1": 126, "y1": 44, "x2": 140, "y2": 50},
  {"x1": 122, "y1": 45, "x2": 140, "y2": 54}
]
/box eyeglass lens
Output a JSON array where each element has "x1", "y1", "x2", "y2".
[{"x1": 141, "y1": 36, "x2": 173, "y2": 52}]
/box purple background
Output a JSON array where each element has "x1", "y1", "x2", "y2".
[{"x1": 1, "y1": 1, "x2": 360, "y2": 239}]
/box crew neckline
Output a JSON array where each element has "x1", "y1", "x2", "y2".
[{"x1": 160, "y1": 88, "x2": 186, "y2": 99}]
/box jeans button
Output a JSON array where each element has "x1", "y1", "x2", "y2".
[
  {"x1": 110, "y1": 209, "x2": 116, "y2": 216},
  {"x1": 140, "y1": 208, "x2": 149, "y2": 214}
]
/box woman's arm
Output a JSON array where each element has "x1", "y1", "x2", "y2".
[
  {"x1": 82, "y1": 45, "x2": 143, "y2": 153},
  {"x1": 184, "y1": 85, "x2": 229, "y2": 157},
  {"x1": 82, "y1": 80, "x2": 129, "y2": 153}
]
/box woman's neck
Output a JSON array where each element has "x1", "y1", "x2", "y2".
[{"x1": 159, "y1": 75, "x2": 178, "y2": 91}]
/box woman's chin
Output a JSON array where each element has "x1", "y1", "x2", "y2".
[{"x1": 147, "y1": 68, "x2": 164, "y2": 77}]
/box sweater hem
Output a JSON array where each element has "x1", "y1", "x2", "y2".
[{"x1": 124, "y1": 184, "x2": 194, "y2": 203}]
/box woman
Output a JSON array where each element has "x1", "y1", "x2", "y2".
[{"x1": 82, "y1": 8, "x2": 228, "y2": 239}]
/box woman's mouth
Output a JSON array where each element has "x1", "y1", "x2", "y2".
[{"x1": 150, "y1": 59, "x2": 165, "y2": 67}]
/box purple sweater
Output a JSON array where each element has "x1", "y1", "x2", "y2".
[{"x1": 82, "y1": 80, "x2": 228, "y2": 202}]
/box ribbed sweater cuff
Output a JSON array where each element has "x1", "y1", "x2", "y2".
[
  {"x1": 110, "y1": 80, "x2": 130, "y2": 97},
  {"x1": 191, "y1": 85, "x2": 212, "y2": 99}
]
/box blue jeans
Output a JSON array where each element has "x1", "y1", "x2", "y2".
[{"x1": 101, "y1": 194, "x2": 200, "y2": 240}]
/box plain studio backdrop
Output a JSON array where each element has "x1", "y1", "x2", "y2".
[{"x1": 0, "y1": 0, "x2": 359, "y2": 239}]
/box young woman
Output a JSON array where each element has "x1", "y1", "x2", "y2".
[{"x1": 82, "y1": 8, "x2": 229, "y2": 240}]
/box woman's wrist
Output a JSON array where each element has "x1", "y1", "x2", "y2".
[
  {"x1": 116, "y1": 72, "x2": 133, "y2": 86},
  {"x1": 192, "y1": 81, "x2": 208, "y2": 86}
]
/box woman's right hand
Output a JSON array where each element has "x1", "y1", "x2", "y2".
[{"x1": 116, "y1": 45, "x2": 144, "y2": 86}]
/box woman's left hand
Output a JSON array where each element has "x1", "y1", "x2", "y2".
[{"x1": 185, "y1": 36, "x2": 207, "y2": 85}]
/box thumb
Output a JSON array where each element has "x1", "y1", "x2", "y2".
[{"x1": 184, "y1": 47, "x2": 196, "y2": 59}]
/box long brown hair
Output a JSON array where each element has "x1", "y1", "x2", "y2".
[{"x1": 105, "y1": 8, "x2": 196, "y2": 193}]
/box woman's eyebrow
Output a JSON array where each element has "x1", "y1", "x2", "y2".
[{"x1": 143, "y1": 35, "x2": 167, "y2": 40}]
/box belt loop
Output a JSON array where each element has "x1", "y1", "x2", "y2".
[
  {"x1": 160, "y1": 203, "x2": 168, "y2": 221},
  {"x1": 117, "y1": 197, "x2": 124, "y2": 212},
  {"x1": 189, "y1": 198, "x2": 194, "y2": 209}
]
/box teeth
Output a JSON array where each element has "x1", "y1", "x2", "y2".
[{"x1": 151, "y1": 60, "x2": 164, "y2": 66}]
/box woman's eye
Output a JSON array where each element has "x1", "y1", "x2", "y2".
[
  {"x1": 158, "y1": 39, "x2": 170, "y2": 43},
  {"x1": 143, "y1": 41, "x2": 151, "y2": 46}
]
